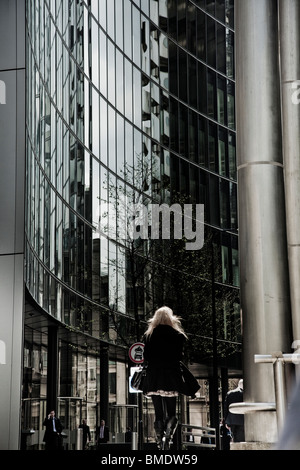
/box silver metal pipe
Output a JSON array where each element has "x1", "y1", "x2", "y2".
[
  {"x1": 235, "y1": 0, "x2": 292, "y2": 443},
  {"x1": 273, "y1": 359, "x2": 287, "y2": 432},
  {"x1": 279, "y1": 0, "x2": 300, "y2": 342}
]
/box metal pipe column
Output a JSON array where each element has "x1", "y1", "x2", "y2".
[
  {"x1": 279, "y1": 0, "x2": 300, "y2": 343},
  {"x1": 235, "y1": 0, "x2": 292, "y2": 443}
]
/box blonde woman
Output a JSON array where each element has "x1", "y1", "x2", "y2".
[{"x1": 142, "y1": 306, "x2": 199, "y2": 450}]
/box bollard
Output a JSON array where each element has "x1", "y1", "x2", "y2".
[
  {"x1": 131, "y1": 431, "x2": 138, "y2": 450},
  {"x1": 76, "y1": 427, "x2": 83, "y2": 450}
]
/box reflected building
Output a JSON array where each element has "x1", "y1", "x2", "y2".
[{"x1": 1, "y1": 0, "x2": 240, "y2": 449}]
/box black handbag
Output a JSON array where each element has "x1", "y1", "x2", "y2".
[
  {"x1": 131, "y1": 363, "x2": 148, "y2": 391},
  {"x1": 180, "y1": 361, "x2": 200, "y2": 397}
]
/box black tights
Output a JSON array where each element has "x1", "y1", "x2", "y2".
[{"x1": 151, "y1": 395, "x2": 176, "y2": 422}]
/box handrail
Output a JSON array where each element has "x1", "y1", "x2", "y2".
[{"x1": 180, "y1": 423, "x2": 216, "y2": 449}]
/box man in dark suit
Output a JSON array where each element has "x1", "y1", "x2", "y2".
[
  {"x1": 96, "y1": 419, "x2": 109, "y2": 447},
  {"x1": 43, "y1": 410, "x2": 63, "y2": 450},
  {"x1": 224, "y1": 379, "x2": 245, "y2": 443}
]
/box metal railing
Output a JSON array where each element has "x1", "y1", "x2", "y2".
[
  {"x1": 229, "y1": 352, "x2": 300, "y2": 433},
  {"x1": 180, "y1": 423, "x2": 216, "y2": 450}
]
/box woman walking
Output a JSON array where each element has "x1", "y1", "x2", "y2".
[{"x1": 142, "y1": 306, "x2": 199, "y2": 450}]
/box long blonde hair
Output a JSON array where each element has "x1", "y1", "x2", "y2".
[{"x1": 144, "y1": 306, "x2": 187, "y2": 338}]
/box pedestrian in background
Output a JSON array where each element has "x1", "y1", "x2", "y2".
[
  {"x1": 43, "y1": 410, "x2": 63, "y2": 450},
  {"x1": 96, "y1": 419, "x2": 109, "y2": 447},
  {"x1": 224, "y1": 379, "x2": 245, "y2": 443},
  {"x1": 79, "y1": 419, "x2": 91, "y2": 449}
]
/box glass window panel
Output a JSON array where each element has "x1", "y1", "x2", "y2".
[
  {"x1": 150, "y1": 0, "x2": 159, "y2": 24},
  {"x1": 116, "y1": 50, "x2": 124, "y2": 113},
  {"x1": 141, "y1": 0, "x2": 149, "y2": 15},
  {"x1": 124, "y1": 0, "x2": 132, "y2": 59},
  {"x1": 198, "y1": 117, "x2": 206, "y2": 166},
  {"x1": 159, "y1": 0, "x2": 168, "y2": 31},
  {"x1": 91, "y1": 18, "x2": 99, "y2": 86},
  {"x1": 198, "y1": 62, "x2": 207, "y2": 114},
  {"x1": 116, "y1": 114, "x2": 125, "y2": 176},
  {"x1": 107, "y1": 0, "x2": 115, "y2": 40},
  {"x1": 230, "y1": 182, "x2": 238, "y2": 229},
  {"x1": 125, "y1": 122, "x2": 134, "y2": 181},
  {"x1": 218, "y1": 128, "x2": 227, "y2": 176},
  {"x1": 116, "y1": 0, "x2": 123, "y2": 49},
  {"x1": 160, "y1": 90, "x2": 169, "y2": 146},
  {"x1": 90, "y1": 0, "x2": 98, "y2": 19},
  {"x1": 208, "y1": 122, "x2": 217, "y2": 171},
  {"x1": 228, "y1": 132, "x2": 236, "y2": 179},
  {"x1": 107, "y1": 40, "x2": 116, "y2": 107},
  {"x1": 99, "y1": 0, "x2": 106, "y2": 29},
  {"x1": 100, "y1": 98, "x2": 108, "y2": 166},
  {"x1": 151, "y1": 81, "x2": 160, "y2": 141},
  {"x1": 226, "y1": 29, "x2": 235, "y2": 79},
  {"x1": 108, "y1": 106, "x2": 116, "y2": 173},
  {"x1": 189, "y1": 110, "x2": 197, "y2": 163},
  {"x1": 179, "y1": 49, "x2": 187, "y2": 102},
  {"x1": 179, "y1": 103, "x2": 188, "y2": 158},
  {"x1": 207, "y1": 16, "x2": 216, "y2": 68},
  {"x1": 99, "y1": 30, "x2": 107, "y2": 97},
  {"x1": 177, "y1": 0, "x2": 186, "y2": 48},
  {"x1": 159, "y1": 32, "x2": 168, "y2": 90},
  {"x1": 197, "y1": 9, "x2": 206, "y2": 61},
  {"x1": 134, "y1": 128, "x2": 143, "y2": 184},
  {"x1": 220, "y1": 179, "x2": 230, "y2": 228},
  {"x1": 168, "y1": 0, "x2": 177, "y2": 40},
  {"x1": 216, "y1": 0, "x2": 225, "y2": 22},
  {"x1": 133, "y1": 6, "x2": 141, "y2": 68},
  {"x1": 217, "y1": 76, "x2": 226, "y2": 125},
  {"x1": 206, "y1": 0, "x2": 215, "y2": 16},
  {"x1": 133, "y1": 67, "x2": 142, "y2": 128},
  {"x1": 217, "y1": 24, "x2": 226, "y2": 73},
  {"x1": 232, "y1": 247, "x2": 239, "y2": 286},
  {"x1": 169, "y1": 40, "x2": 177, "y2": 96},
  {"x1": 125, "y1": 59, "x2": 133, "y2": 121},
  {"x1": 141, "y1": 17, "x2": 150, "y2": 75},
  {"x1": 187, "y1": 2, "x2": 196, "y2": 55},
  {"x1": 92, "y1": 88, "x2": 100, "y2": 159},
  {"x1": 169, "y1": 97, "x2": 178, "y2": 152},
  {"x1": 207, "y1": 71, "x2": 216, "y2": 119},
  {"x1": 142, "y1": 74, "x2": 151, "y2": 135},
  {"x1": 225, "y1": 0, "x2": 234, "y2": 28},
  {"x1": 227, "y1": 81, "x2": 235, "y2": 129},
  {"x1": 188, "y1": 55, "x2": 197, "y2": 108},
  {"x1": 209, "y1": 174, "x2": 220, "y2": 225}
]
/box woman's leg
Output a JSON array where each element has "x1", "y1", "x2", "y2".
[
  {"x1": 151, "y1": 395, "x2": 165, "y2": 449},
  {"x1": 164, "y1": 396, "x2": 176, "y2": 419},
  {"x1": 163, "y1": 396, "x2": 178, "y2": 449}
]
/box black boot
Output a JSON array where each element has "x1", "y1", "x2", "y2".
[
  {"x1": 163, "y1": 416, "x2": 178, "y2": 450},
  {"x1": 154, "y1": 420, "x2": 165, "y2": 450}
]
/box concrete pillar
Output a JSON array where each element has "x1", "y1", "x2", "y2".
[
  {"x1": 235, "y1": 0, "x2": 292, "y2": 443},
  {"x1": 0, "y1": 0, "x2": 25, "y2": 450},
  {"x1": 279, "y1": 0, "x2": 300, "y2": 344}
]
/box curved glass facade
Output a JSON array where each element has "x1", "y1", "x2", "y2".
[{"x1": 24, "y1": 0, "x2": 240, "y2": 449}]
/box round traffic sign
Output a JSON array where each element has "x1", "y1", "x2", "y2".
[{"x1": 129, "y1": 342, "x2": 144, "y2": 364}]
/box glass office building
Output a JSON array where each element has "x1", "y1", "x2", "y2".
[{"x1": 24, "y1": 0, "x2": 240, "y2": 449}]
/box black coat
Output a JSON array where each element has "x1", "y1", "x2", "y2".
[
  {"x1": 43, "y1": 416, "x2": 63, "y2": 443},
  {"x1": 141, "y1": 324, "x2": 199, "y2": 397},
  {"x1": 96, "y1": 425, "x2": 109, "y2": 443},
  {"x1": 224, "y1": 387, "x2": 244, "y2": 426}
]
